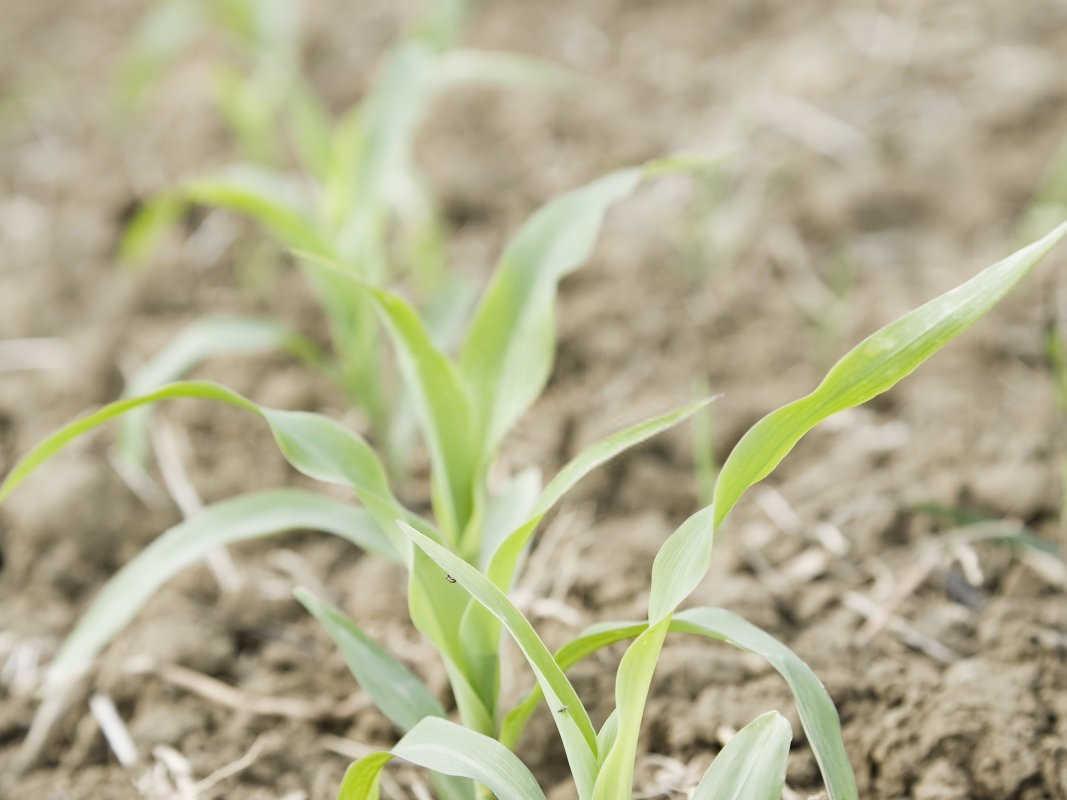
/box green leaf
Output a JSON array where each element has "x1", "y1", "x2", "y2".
[
  {"x1": 649, "y1": 222, "x2": 1067, "y2": 623},
  {"x1": 591, "y1": 619, "x2": 670, "y2": 800},
  {"x1": 647, "y1": 505, "x2": 716, "y2": 623},
  {"x1": 363, "y1": 285, "x2": 480, "y2": 544},
  {"x1": 338, "y1": 718, "x2": 545, "y2": 800},
  {"x1": 458, "y1": 167, "x2": 643, "y2": 454},
  {"x1": 181, "y1": 164, "x2": 326, "y2": 253},
  {"x1": 400, "y1": 522, "x2": 599, "y2": 799},
  {"x1": 295, "y1": 589, "x2": 443, "y2": 731},
  {"x1": 487, "y1": 398, "x2": 712, "y2": 590},
  {"x1": 338, "y1": 752, "x2": 392, "y2": 800},
  {"x1": 502, "y1": 610, "x2": 856, "y2": 800},
  {"x1": 117, "y1": 194, "x2": 185, "y2": 265},
  {"x1": 479, "y1": 467, "x2": 541, "y2": 570},
  {"x1": 673, "y1": 607, "x2": 856, "y2": 800},
  {"x1": 115, "y1": 316, "x2": 321, "y2": 465},
  {"x1": 714, "y1": 221, "x2": 1067, "y2": 526},
  {"x1": 45, "y1": 490, "x2": 388, "y2": 689},
  {"x1": 292, "y1": 252, "x2": 481, "y2": 545},
  {"x1": 0, "y1": 381, "x2": 417, "y2": 550},
  {"x1": 692, "y1": 711, "x2": 792, "y2": 800},
  {"x1": 500, "y1": 620, "x2": 646, "y2": 750}
]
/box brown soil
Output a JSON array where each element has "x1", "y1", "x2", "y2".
[{"x1": 2, "y1": 0, "x2": 1067, "y2": 798}]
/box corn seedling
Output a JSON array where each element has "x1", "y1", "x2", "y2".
[
  {"x1": 4, "y1": 162, "x2": 1065, "y2": 799},
  {"x1": 116, "y1": 1, "x2": 569, "y2": 479}
]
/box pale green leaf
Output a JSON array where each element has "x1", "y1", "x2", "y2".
[
  {"x1": 500, "y1": 619, "x2": 646, "y2": 750},
  {"x1": 458, "y1": 167, "x2": 643, "y2": 453},
  {"x1": 649, "y1": 223, "x2": 1067, "y2": 624},
  {"x1": 295, "y1": 589, "x2": 443, "y2": 731},
  {"x1": 400, "y1": 523, "x2": 599, "y2": 799},
  {"x1": 591, "y1": 619, "x2": 670, "y2": 800},
  {"x1": 181, "y1": 164, "x2": 326, "y2": 253},
  {"x1": 692, "y1": 711, "x2": 791, "y2": 800},
  {"x1": 673, "y1": 607, "x2": 856, "y2": 800},
  {"x1": 362, "y1": 285, "x2": 480, "y2": 543},
  {"x1": 45, "y1": 490, "x2": 388, "y2": 689},
  {"x1": 501, "y1": 610, "x2": 855, "y2": 800},
  {"x1": 0, "y1": 381, "x2": 417, "y2": 550},
  {"x1": 487, "y1": 398, "x2": 712, "y2": 590},
  {"x1": 338, "y1": 718, "x2": 545, "y2": 800},
  {"x1": 714, "y1": 221, "x2": 1067, "y2": 526},
  {"x1": 116, "y1": 316, "x2": 321, "y2": 465}
]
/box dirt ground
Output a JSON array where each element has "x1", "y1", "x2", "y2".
[{"x1": 2, "y1": 0, "x2": 1067, "y2": 798}]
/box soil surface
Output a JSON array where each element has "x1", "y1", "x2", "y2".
[{"x1": 2, "y1": 1, "x2": 1067, "y2": 798}]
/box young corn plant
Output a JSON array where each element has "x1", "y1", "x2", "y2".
[
  {"x1": 4, "y1": 175, "x2": 1065, "y2": 797},
  {"x1": 117, "y1": 2, "x2": 569, "y2": 477}
]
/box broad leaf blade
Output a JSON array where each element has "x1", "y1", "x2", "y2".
[
  {"x1": 46, "y1": 490, "x2": 388, "y2": 689},
  {"x1": 338, "y1": 718, "x2": 545, "y2": 800},
  {"x1": 393, "y1": 718, "x2": 546, "y2": 800},
  {"x1": 295, "y1": 589, "x2": 443, "y2": 732},
  {"x1": 674, "y1": 607, "x2": 856, "y2": 800},
  {"x1": 400, "y1": 523, "x2": 599, "y2": 799},
  {"x1": 692, "y1": 711, "x2": 791, "y2": 800}
]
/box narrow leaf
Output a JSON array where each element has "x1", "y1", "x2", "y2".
[
  {"x1": 116, "y1": 316, "x2": 320, "y2": 464},
  {"x1": 648, "y1": 223, "x2": 1067, "y2": 623},
  {"x1": 400, "y1": 523, "x2": 599, "y2": 799},
  {"x1": 46, "y1": 490, "x2": 388, "y2": 689},
  {"x1": 459, "y1": 168, "x2": 643, "y2": 453},
  {"x1": 181, "y1": 164, "x2": 326, "y2": 253},
  {"x1": 673, "y1": 607, "x2": 856, "y2": 800},
  {"x1": 714, "y1": 221, "x2": 1067, "y2": 526},
  {"x1": 692, "y1": 711, "x2": 792, "y2": 800},
  {"x1": 487, "y1": 398, "x2": 712, "y2": 590},
  {"x1": 591, "y1": 619, "x2": 670, "y2": 800},
  {"x1": 0, "y1": 381, "x2": 418, "y2": 550},
  {"x1": 295, "y1": 589, "x2": 444, "y2": 731},
  {"x1": 500, "y1": 620, "x2": 646, "y2": 750}
]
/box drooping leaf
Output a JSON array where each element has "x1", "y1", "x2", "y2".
[
  {"x1": 45, "y1": 490, "x2": 388, "y2": 689},
  {"x1": 338, "y1": 718, "x2": 545, "y2": 800},
  {"x1": 0, "y1": 381, "x2": 419, "y2": 550},
  {"x1": 115, "y1": 316, "x2": 323, "y2": 465},
  {"x1": 648, "y1": 223, "x2": 1067, "y2": 623},
  {"x1": 400, "y1": 523, "x2": 599, "y2": 799},
  {"x1": 295, "y1": 589, "x2": 443, "y2": 732},
  {"x1": 691, "y1": 711, "x2": 792, "y2": 800},
  {"x1": 500, "y1": 609, "x2": 856, "y2": 800},
  {"x1": 672, "y1": 607, "x2": 856, "y2": 800},
  {"x1": 181, "y1": 164, "x2": 326, "y2": 253}
]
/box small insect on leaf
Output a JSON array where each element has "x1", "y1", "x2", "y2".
[{"x1": 446, "y1": 574, "x2": 457, "y2": 583}]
